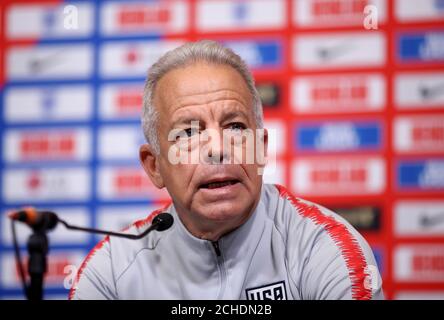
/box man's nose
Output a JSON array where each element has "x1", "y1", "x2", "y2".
[{"x1": 203, "y1": 128, "x2": 229, "y2": 165}]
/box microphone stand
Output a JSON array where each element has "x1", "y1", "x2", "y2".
[
  {"x1": 26, "y1": 228, "x2": 48, "y2": 300},
  {"x1": 57, "y1": 219, "x2": 164, "y2": 240}
]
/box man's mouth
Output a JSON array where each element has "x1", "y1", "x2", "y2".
[{"x1": 199, "y1": 179, "x2": 240, "y2": 190}]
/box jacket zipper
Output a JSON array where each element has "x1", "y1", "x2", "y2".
[
  {"x1": 211, "y1": 240, "x2": 226, "y2": 298},
  {"x1": 211, "y1": 241, "x2": 221, "y2": 256}
]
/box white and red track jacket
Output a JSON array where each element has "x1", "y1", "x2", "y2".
[{"x1": 69, "y1": 184, "x2": 384, "y2": 300}]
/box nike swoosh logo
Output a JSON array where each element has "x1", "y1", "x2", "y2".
[
  {"x1": 419, "y1": 212, "x2": 444, "y2": 228},
  {"x1": 28, "y1": 50, "x2": 65, "y2": 74},
  {"x1": 419, "y1": 82, "x2": 444, "y2": 100},
  {"x1": 316, "y1": 42, "x2": 354, "y2": 61}
]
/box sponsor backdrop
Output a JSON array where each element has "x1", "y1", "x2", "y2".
[{"x1": 0, "y1": 0, "x2": 443, "y2": 300}]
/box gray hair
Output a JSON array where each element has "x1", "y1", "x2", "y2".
[{"x1": 142, "y1": 40, "x2": 264, "y2": 154}]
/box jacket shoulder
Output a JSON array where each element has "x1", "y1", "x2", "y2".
[
  {"x1": 263, "y1": 183, "x2": 381, "y2": 300},
  {"x1": 69, "y1": 201, "x2": 172, "y2": 299}
]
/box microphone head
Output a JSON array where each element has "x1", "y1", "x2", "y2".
[
  {"x1": 37, "y1": 211, "x2": 59, "y2": 231},
  {"x1": 152, "y1": 212, "x2": 174, "y2": 232},
  {"x1": 8, "y1": 207, "x2": 59, "y2": 231}
]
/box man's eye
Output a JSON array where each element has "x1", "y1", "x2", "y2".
[
  {"x1": 228, "y1": 122, "x2": 246, "y2": 131},
  {"x1": 184, "y1": 128, "x2": 199, "y2": 137},
  {"x1": 175, "y1": 128, "x2": 198, "y2": 142}
]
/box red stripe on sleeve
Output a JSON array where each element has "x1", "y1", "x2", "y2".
[{"x1": 275, "y1": 184, "x2": 372, "y2": 300}]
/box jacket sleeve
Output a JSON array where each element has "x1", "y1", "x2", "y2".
[
  {"x1": 286, "y1": 201, "x2": 384, "y2": 300},
  {"x1": 69, "y1": 237, "x2": 118, "y2": 300}
]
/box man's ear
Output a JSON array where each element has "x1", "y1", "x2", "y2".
[{"x1": 139, "y1": 144, "x2": 165, "y2": 189}]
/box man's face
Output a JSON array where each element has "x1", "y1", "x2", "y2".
[{"x1": 140, "y1": 63, "x2": 267, "y2": 239}]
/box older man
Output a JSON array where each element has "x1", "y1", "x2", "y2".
[{"x1": 70, "y1": 40, "x2": 383, "y2": 300}]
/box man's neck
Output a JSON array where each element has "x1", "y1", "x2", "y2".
[{"x1": 173, "y1": 203, "x2": 257, "y2": 242}]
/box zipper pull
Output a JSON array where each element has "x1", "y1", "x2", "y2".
[{"x1": 211, "y1": 241, "x2": 221, "y2": 257}]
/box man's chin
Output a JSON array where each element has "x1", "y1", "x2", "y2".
[{"x1": 193, "y1": 200, "x2": 249, "y2": 223}]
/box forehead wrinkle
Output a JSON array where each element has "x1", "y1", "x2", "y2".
[
  {"x1": 172, "y1": 89, "x2": 250, "y2": 110},
  {"x1": 171, "y1": 99, "x2": 251, "y2": 126},
  {"x1": 169, "y1": 87, "x2": 252, "y2": 124}
]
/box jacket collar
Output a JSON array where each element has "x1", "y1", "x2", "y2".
[{"x1": 169, "y1": 185, "x2": 268, "y2": 262}]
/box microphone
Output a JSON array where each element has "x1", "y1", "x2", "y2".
[
  {"x1": 8, "y1": 207, "x2": 58, "y2": 231},
  {"x1": 8, "y1": 207, "x2": 173, "y2": 301},
  {"x1": 8, "y1": 207, "x2": 174, "y2": 239}
]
